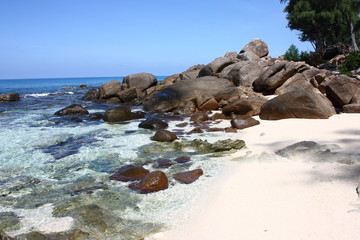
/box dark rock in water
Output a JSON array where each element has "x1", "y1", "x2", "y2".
[
  {"x1": 14, "y1": 230, "x2": 89, "y2": 240},
  {"x1": 155, "y1": 158, "x2": 174, "y2": 168},
  {"x1": 138, "y1": 117, "x2": 168, "y2": 130},
  {"x1": 103, "y1": 106, "x2": 144, "y2": 123},
  {"x1": 260, "y1": 90, "x2": 336, "y2": 120},
  {"x1": 0, "y1": 212, "x2": 19, "y2": 231},
  {"x1": 191, "y1": 139, "x2": 246, "y2": 153},
  {"x1": 240, "y1": 39, "x2": 269, "y2": 58},
  {"x1": 136, "y1": 171, "x2": 169, "y2": 194},
  {"x1": 109, "y1": 165, "x2": 150, "y2": 182},
  {"x1": 174, "y1": 156, "x2": 191, "y2": 164},
  {"x1": 211, "y1": 113, "x2": 228, "y2": 120},
  {"x1": 54, "y1": 104, "x2": 89, "y2": 116},
  {"x1": 225, "y1": 127, "x2": 237, "y2": 133},
  {"x1": 207, "y1": 128, "x2": 223, "y2": 132},
  {"x1": 343, "y1": 103, "x2": 360, "y2": 113},
  {"x1": 231, "y1": 117, "x2": 260, "y2": 129},
  {"x1": 123, "y1": 73, "x2": 157, "y2": 91},
  {"x1": 99, "y1": 80, "x2": 121, "y2": 99},
  {"x1": 189, "y1": 127, "x2": 203, "y2": 133},
  {"x1": 87, "y1": 112, "x2": 103, "y2": 120},
  {"x1": 0, "y1": 92, "x2": 20, "y2": 102},
  {"x1": 175, "y1": 122, "x2": 188, "y2": 128},
  {"x1": 152, "y1": 130, "x2": 178, "y2": 142},
  {"x1": 190, "y1": 113, "x2": 209, "y2": 124},
  {"x1": 143, "y1": 77, "x2": 236, "y2": 112},
  {"x1": 325, "y1": 75, "x2": 358, "y2": 107},
  {"x1": 80, "y1": 84, "x2": 87, "y2": 89},
  {"x1": 0, "y1": 230, "x2": 12, "y2": 240},
  {"x1": 173, "y1": 169, "x2": 203, "y2": 184},
  {"x1": 82, "y1": 89, "x2": 99, "y2": 101}
]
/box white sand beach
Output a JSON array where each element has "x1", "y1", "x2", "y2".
[{"x1": 151, "y1": 113, "x2": 360, "y2": 240}]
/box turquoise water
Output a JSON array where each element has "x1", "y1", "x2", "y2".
[{"x1": 0, "y1": 76, "x2": 233, "y2": 239}]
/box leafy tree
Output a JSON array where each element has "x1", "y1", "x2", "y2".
[
  {"x1": 284, "y1": 44, "x2": 300, "y2": 61},
  {"x1": 280, "y1": 0, "x2": 360, "y2": 53},
  {"x1": 339, "y1": 51, "x2": 360, "y2": 75}
]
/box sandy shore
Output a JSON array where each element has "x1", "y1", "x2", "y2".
[{"x1": 150, "y1": 113, "x2": 360, "y2": 240}]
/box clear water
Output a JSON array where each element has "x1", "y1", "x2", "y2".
[{"x1": 0, "y1": 76, "x2": 236, "y2": 239}]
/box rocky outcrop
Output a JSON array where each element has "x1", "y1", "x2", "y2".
[
  {"x1": 54, "y1": 104, "x2": 89, "y2": 116},
  {"x1": 0, "y1": 92, "x2": 20, "y2": 102},
  {"x1": 220, "y1": 61, "x2": 263, "y2": 87},
  {"x1": 222, "y1": 96, "x2": 268, "y2": 116},
  {"x1": 260, "y1": 90, "x2": 336, "y2": 120},
  {"x1": 103, "y1": 106, "x2": 144, "y2": 122},
  {"x1": 143, "y1": 77, "x2": 236, "y2": 112},
  {"x1": 198, "y1": 57, "x2": 235, "y2": 77},
  {"x1": 240, "y1": 39, "x2": 269, "y2": 58},
  {"x1": 325, "y1": 75, "x2": 359, "y2": 107},
  {"x1": 82, "y1": 89, "x2": 99, "y2": 101},
  {"x1": 117, "y1": 88, "x2": 138, "y2": 102},
  {"x1": 152, "y1": 130, "x2": 178, "y2": 142},
  {"x1": 138, "y1": 117, "x2": 168, "y2": 130},
  {"x1": 99, "y1": 80, "x2": 121, "y2": 99},
  {"x1": 109, "y1": 165, "x2": 150, "y2": 182},
  {"x1": 173, "y1": 169, "x2": 203, "y2": 184},
  {"x1": 123, "y1": 73, "x2": 157, "y2": 91}
]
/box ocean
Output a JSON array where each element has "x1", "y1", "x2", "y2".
[{"x1": 0, "y1": 76, "x2": 238, "y2": 239}]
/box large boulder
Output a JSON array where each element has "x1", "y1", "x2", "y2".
[
  {"x1": 275, "y1": 73, "x2": 318, "y2": 95},
  {"x1": 103, "y1": 106, "x2": 144, "y2": 122},
  {"x1": 138, "y1": 117, "x2": 168, "y2": 130},
  {"x1": 137, "y1": 171, "x2": 169, "y2": 193},
  {"x1": 343, "y1": 103, "x2": 360, "y2": 113},
  {"x1": 123, "y1": 73, "x2": 157, "y2": 91},
  {"x1": 54, "y1": 104, "x2": 89, "y2": 116},
  {"x1": 173, "y1": 169, "x2": 203, "y2": 184},
  {"x1": 225, "y1": 61, "x2": 262, "y2": 86},
  {"x1": 82, "y1": 89, "x2": 99, "y2": 101},
  {"x1": 260, "y1": 90, "x2": 336, "y2": 120},
  {"x1": 143, "y1": 77, "x2": 236, "y2": 112},
  {"x1": 240, "y1": 39, "x2": 269, "y2": 58},
  {"x1": 0, "y1": 92, "x2": 20, "y2": 102},
  {"x1": 198, "y1": 57, "x2": 234, "y2": 77},
  {"x1": 325, "y1": 75, "x2": 359, "y2": 107},
  {"x1": 230, "y1": 117, "x2": 260, "y2": 129},
  {"x1": 222, "y1": 96, "x2": 268, "y2": 116},
  {"x1": 253, "y1": 61, "x2": 309, "y2": 92},
  {"x1": 117, "y1": 88, "x2": 138, "y2": 102},
  {"x1": 99, "y1": 80, "x2": 121, "y2": 99},
  {"x1": 109, "y1": 165, "x2": 150, "y2": 182},
  {"x1": 180, "y1": 64, "x2": 205, "y2": 80}
]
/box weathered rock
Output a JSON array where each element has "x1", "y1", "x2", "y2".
[
  {"x1": 138, "y1": 117, "x2": 168, "y2": 130},
  {"x1": 275, "y1": 73, "x2": 318, "y2": 95},
  {"x1": 123, "y1": 73, "x2": 157, "y2": 91},
  {"x1": 222, "y1": 96, "x2": 267, "y2": 116},
  {"x1": 253, "y1": 61, "x2": 309, "y2": 92},
  {"x1": 224, "y1": 51, "x2": 240, "y2": 60},
  {"x1": 180, "y1": 64, "x2": 205, "y2": 80},
  {"x1": 190, "y1": 113, "x2": 209, "y2": 124},
  {"x1": 173, "y1": 169, "x2": 203, "y2": 184},
  {"x1": 82, "y1": 89, "x2": 99, "y2": 101},
  {"x1": 237, "y1": 51, "x2": 261, "y2": 62},
  {"x1": 343, "y1": 103, "x2": 360, "y2": 113},
  {"x1": 174, "y1": 156, "x2": 191, "y2": 163},
  {"x1": 137, "y1": 171, "x2": 169, "y2": 193},
  {"x1": 0, "y1": 92, "x2": 20, "y2": 102},
  {"x1": 260, "y1": 90, "x2": 336, "y2": 120},
  {"x1": 240, "y1": 39, "x2": 269, "y2": 58},
  {"x1": 109, "y1": 165, "x2": 150, "y2": 182},
  {"x1": 226, "y1": 61, "x2": 262, "y2": 87},
  {"x1": 231, "y1": 117, "x2": 260, "y2": 129},
  {"x1": 152, "y1": 130, "x2": 178, "y2": 142},
  {"x1": 161, "y1": 74, "x2": 180, "y2": 85},
  {"x1": 211, "y1": 113, "x2": 228, "y2": 120},
  {"x1": 117, "y1": 88, "x2": 138, "y2": 102},
  {"x1": 54, "y1": 104, "x2": 89, "y2": 116},
  {"x1": 198, "y1": 57, "x2": 234, "y2": 77},
  {"x1": 87, "y1": 113, "x2": 103, "y2": 120},
  {"x1": 199, "y1": 98, "x2": 221, "y2": 111},
  {"x1": 225, "y1": 127, "x2": 237, "y2": 133},
  {"x1": 325, "y1": 75, "x2": 359, "y2": 107},
  {"x1": 143, "y1": 77, "x2": 236, "y2": 112},
  {"x1": 103, "y1": 106, "x2": 144, "y2": 122},
  {"x1": 99, "y1": 80, "x2": 122, "y2": 99},
  {"x1": 191, "y1": 138, "x2": 246, "y2": 153},
  {"x1": 173, "y1": 101, "x2": 197, "y2": 115}
]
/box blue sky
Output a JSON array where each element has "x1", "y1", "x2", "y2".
[{"x1": 0, "y1": 0, "x2": 312, "y2": 79}]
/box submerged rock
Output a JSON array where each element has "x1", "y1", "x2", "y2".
[
  {"x1": 0, "y1": 92, "x2": 20, "y2": 102},
  {"x1": 134, "y1": 171, "x2": 169, "y2": 194},
  {"x1": 13, "y1": 230, "x2": 89, "y2": 240},
  {"x1": 0, "y1": 212, "x2": 20, "y2": 231},
  {"x1": 191, "y1": 139, "x2": 246, "y2": 153},
  {"x1": 109, "y1": 165, "x2": 150, "y2": 182},
  {"x1": 103, "y1": 106, "x2": 144, "y2": 123},
  {"x1": 138, "y1": 118, "x2": 168, "y2": 130},
  {"x1": 173, "y1": 169, "x2": 203, "y2": 184}
]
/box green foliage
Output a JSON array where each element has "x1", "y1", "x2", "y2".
[
  {"x1": 339, "y1": 51, "x2": 360, "y2": 76},
  {"x1": 284, "y1": 44, "x2": 300, "y2": 61},
  {"x1": 299, "y1": 50, "x2": 311, "y2": 63},
  {"x1": 281, "y1": 0, "x2": 360, "y2": 53}
]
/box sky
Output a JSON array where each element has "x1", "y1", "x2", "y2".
[{"x1": 0, "y1": 0, "x2": 313, "y2": 79}]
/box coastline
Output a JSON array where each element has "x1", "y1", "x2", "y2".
[{"x1": 150, "y1": 113, "x2": 360, "y2": 240}]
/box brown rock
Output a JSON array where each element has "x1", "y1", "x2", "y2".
[
  {"x1": 189, "y1": 127, "x2": 203, "y2": 133},
  {"x1": 174, "y1": 156, "x2": 191, "y2": 163},
  {"x1": 176, "y1": 122, "x2": 188, "y2": 127},
  {"x1": 152, "y1": 130, "x2": 178, "y2": 142},
  {"x1": 211, "y1": 113, "x2": 228, "y2": 120},
  {"x1": 240, "y1": 39, "x2": 269, "y2": 58},
  {"x1": 99, "y1": 80, "x2": 122, "y2": 99},
  {"x1": 109, "y1": 165, "x2": 150, "y2": 182},
  {"x1": 0, "y1": 92, "x2": 20, "y2": 102},
  {"x1": 260, "y1": 90, "x2": 336, "y2": 120},
  {"x1": 117, "y1": 88, "x2": 138, "y2": 102},
  {"x1": 137, "y1": 171, "x2": 169, "y2": 193},
  {"x1": 174, "y1": 101, "x2": 197, "y2": 115},
  {"x1": 343, "y1": 103, "x2": 360, "y2": 113},
  {"x1": 103, "y1": 106, "x2": 144, "y2": 122},
  {"x1": 87, "y1": 112, "x2": 103, "y2": 120},
  {"x1": 198, "y1": 57, "x2": 234, "y2": 77},
  {"x1": 225, "y1": 127, "x2": 238, "y2": 133},
  {"x1": 199, "y1": 98, "x2": 221, "y2": 111},
  {"x1": 155, "y1": 158, "x2": 174, "y2": 168},
  {"x1": 82, "y1": 89, "x2": 99, "y2": 101},
  {"x1": 325, "y1": 75, "x2": 359, "y2": 107},
  {"x1": 54, "y1": 104, "x2": 89, "y2": 116},
  {"x1": 173, "y1": 169, "x2": 203, "y2": 184},
  {"x1": 123, "y1": 73, "x2": 157, "y2": 91},
  {"x1": 223, "y1": 96, "x2": 267, "y2": 116},
  {"x1": 275, "y1": 73, "x2": 318, "y2": 95},
  {"x1": 231, "y1": 117, "x2": 260, "y2": 129},
  {"x1": 190, "y1": 113, "x2": 209, "y2": 124},
  {"x1": 138, "y1": 118, "x2": 168, "y2": 130},
  {"x1": 80, "y1": 84, "x2": 87, "y2": 89}
]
